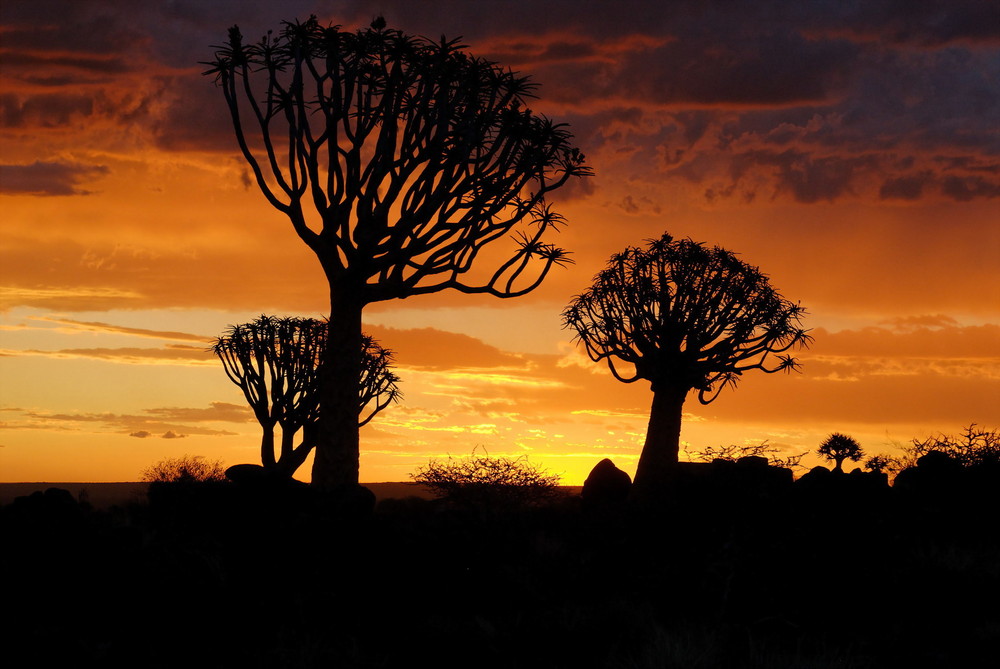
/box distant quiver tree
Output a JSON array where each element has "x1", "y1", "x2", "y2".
[
  {"x1": 563, "y1": 233, "x2": 811, "y2": 493},
  {"x1": 213, "y1": 315, "x2": 401, "y2": 478},
  {"x1": 817, "y1": 433, "x2": 864, "y2": 473},
  {"x1": 203, "y1": 16, "x2": 589, "y2": 488}
]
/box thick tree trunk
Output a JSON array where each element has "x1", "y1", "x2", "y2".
[
  {"x1": 632, "y1": 383, "x2": 690, "y2": 496},
  {"x1": 260, "y1": 422, "x2": 277, "y2": 470},
  {"x1": 279, "y1": 426, "x2": 295, "y2": 464},
  {"x1": 278, "y1": 423, "x2": 316, "y2": 478},
  {"x1": 311, "y1": 288, "x2": 364, "y2": 489}
]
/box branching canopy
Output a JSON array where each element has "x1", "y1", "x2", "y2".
[
  {"x1": 817, "y1": 433, "x2": 864, "y2": 469},
  {"x1": 213, "y1": 315, "x2": 401, "y2": 434},
  {"x1": 563, "y1": 233, "x2": 811, "y2": 403},
  {"x1": 202, "y1": 16, "x2": 590, "y2": 301}
]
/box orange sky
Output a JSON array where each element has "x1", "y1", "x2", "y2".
[{"x1": 1, "y1": 1, "x2": 998, "y2": 484}]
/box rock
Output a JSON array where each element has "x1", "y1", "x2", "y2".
[
  {"x1": 736, "y1": 455, "x2": 769, "y2": 468},
  {"x1": 582, "y1": 458, "x2": 632, "y2": 507},
  {"x1": 225, "y1": 463, "x2": 272, "y2": 484}
]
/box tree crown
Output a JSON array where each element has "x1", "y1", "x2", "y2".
[
  {"x1": 203, "y1": 16, "x2": 590, "y2": 302},
  {"x1": 817, "y1": 433, "x2": 864, "y2": 463},
  {"x1": 212, "y1": 314, "x2": 401, "y2": 429},
  {"x1": 563, "y1": 233, "x2": 811, "y2": 403}
]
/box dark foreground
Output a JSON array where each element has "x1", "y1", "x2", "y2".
[{"x1": 2, "y1": 467, "x2": 997, "y2": 668}]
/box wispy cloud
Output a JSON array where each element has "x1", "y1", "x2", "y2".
[
  {"x1": 4, "y1": 345, "x2": 214, "y2": 366},
  {"x1": 29, "y1": 316, "x2": 211, "y2": 343},
  {"x1": 5, "y1": 402, "x2": 250, "y2": 437},
  {"x1": 0, "y1": 286, "x2": 144, "y2": 311}
]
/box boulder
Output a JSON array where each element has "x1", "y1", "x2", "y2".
[{"x1": 582, "y1": 458, "x2": 632, "y2": 507}]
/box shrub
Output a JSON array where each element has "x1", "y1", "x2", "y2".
[
  {"x1": 906, "y1": 423, "x2": 999, "y2": 467},
  {"x1": 411, "y1": 450, "x2": 562, "y2": 509},
  {"x1": 684, "y1": 441, "x2": 806, "y2": 470},
  {"x1": 864, "y1": 454, "x2": 903, "y2": 474},
  {"x1": 140, "y1": 455, "x2": 227, "y2": 483}
]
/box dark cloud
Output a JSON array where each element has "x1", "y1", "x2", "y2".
[
  {"x1": 1, "y1": 51, "x2": 133, "y2": 76},
  {"x1": 1, "y1": 93, "x2": 95, "y2": 128},
  {"x1": 1, "y1": 0, "x2": 997, "y2": 204},
  {"x1": 941, "y1": 175, "x2": 1000, "y2": 201},
  {"x1": 879, "y1": 173, "x2": 934, "y2": 200},
  {"x1": 161, "y1": 430, "x2": 186, "y2": 439},
  {"x1": 824, "y1": 0, "x2": 1000, "y2": 47},
  {"x1": 129, "y1": 430, "x2": 152, "y2": 438},
  {"x1": 150, "y1": 75, "x2": 243, "y2": 152},
  {"x1": 0, "y1": 161, "x2": 109, "y2": 196},
  {"x1": 723, "y1": 150, "x2": 878, "y2": 203}
]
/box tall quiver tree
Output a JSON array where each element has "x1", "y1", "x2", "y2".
[
  {"x1": 213, "y1": 316, "x2": 401, "y2": 478},
  {"x1": 204, "y1": 17, "x2": 589, "y2": 488},
  {"x1": 563, "y1": 233, "x2": 811, "y2": 495}
]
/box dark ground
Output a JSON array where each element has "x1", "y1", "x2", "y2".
[{"x1": 1, "y1": 467, "x2": 997, "y2": 669}]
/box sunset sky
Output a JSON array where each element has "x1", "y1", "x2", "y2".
[{"x1": 1, "y1": 0, "x2": 998, "y2": 484}]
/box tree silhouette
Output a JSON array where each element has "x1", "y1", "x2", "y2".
[
  {"x1": 213, "y1": 315, "x2": 401, "y2": 478},
  {"x1": 817, "y1": 433, "x2": 864, "y2": 473},
  {"x1": 863, "y1": 453, "x2": 899, "y2": 475},
  {"x1": 563, "y1": 233, "x2": 811, "y2": 493},
  {"x1": 203, "y1": 16, "x2": 588, "y2": 488}
]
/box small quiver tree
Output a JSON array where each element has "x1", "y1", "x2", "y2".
[
  {"x1": 563, "y1": 233, "x2": 811, "y2": 495},
  {"x1": 817, "y1": 433, "x2": 864, "y2": 473},
  {"x1": 213, "y1": 315, "x2": 401, "y2": 478},
  {"x1": 202, "y1": 17, "x2": 590, "y2": 489}
]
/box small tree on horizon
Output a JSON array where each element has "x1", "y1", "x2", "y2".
[
  {"x1": 213, "y1": 315, "x2": 401, "y2": 478},
  {"x1": 203, "y1": 16, "x2": 589, "y2": 489},
  {"x1": 817, "y1": 433, "x2": 864, "y2": 473},
  {"x1": 563, "y1": 233, "x2": 811, "y2": 494}
]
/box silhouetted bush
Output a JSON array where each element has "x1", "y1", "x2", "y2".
[
  {"x1": 864, "y1": 453, "x2": 902, "y2": 475},
  {"x1": 906, "y1": 423, "x2": 1000, "y2": 467},
  {"x1": 140, "y1": 455, "x2": 227, "y2": 483},
  {"x1": 685, "y1": 441, "x2": 806, "y2": 470},
  {"x1": 411, "y1": 451, "x2": 562, "y2": 510}
]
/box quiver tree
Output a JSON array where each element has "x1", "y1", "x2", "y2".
[
  {"x1": 817, "y1": 433, "x2": 864, "y2": 473},
  {"x1": 213, "y1": 315, "x2": 401, "y2": 478},
  {"x1": 203, "y1": 16, "x2": 589, "y2": 488},
  {"x1": 563, "y1": 233, "x2": 811, "y2": 493}
]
